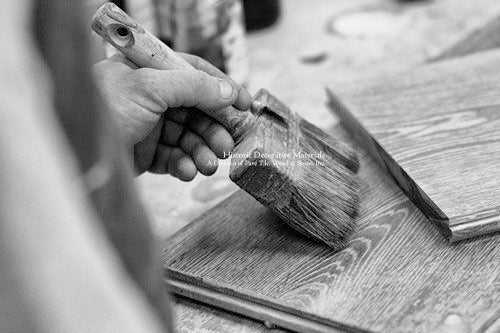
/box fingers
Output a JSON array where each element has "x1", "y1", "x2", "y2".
[
  {"x1": 133, "y1": 68, "x2": 239, "y2": 114},
  {"x1": 107, "y1": 51, "x2": 252, "y2": 111},
  {"x1": 164, "y1": 108, "x2": 188, "y2": 123},
  {"x1": 149, "y1": 145, "x2": 198, "y2": 181},
  {"x1": 106, "y1": 52, "x2": 252, "y2": 110},
  {"x1": 178, "y1": 131, "x2": 218, "y2": 176},
  {"x1": 192, "y1": 120, "x2": 233, "y2": 159},
  {"x1": 163, "y1": 108, "x2": 234, "y2": 158},
  {"x1": 146, "y1": 107, "x2": 234, "y2": 179},
  {"x1": 160, "y1": 111, "x2": 233, "y2": 176},
  {"x1": 161, "y1": 118, "x2": 184, "y2": 145},
  {"x1": 179, "y1": 53, "x2": 253, "y2": 111},
  {"x1": 183, "y1": 109, "x2": 234, "y2": 157}
]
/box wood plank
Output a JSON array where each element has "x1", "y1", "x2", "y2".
[
  {"x1": 163, "y1": 123, "x2": 500, "y2": 332},
  {"x1": 173, "y1": 297, "x2": 290, "y2": 333},
  {"x1": 170, "y1": 282, "x2": 337, "y2": 333},
  {"x1": 327, "y1": 48, "x2": 500, "y2": 241}
]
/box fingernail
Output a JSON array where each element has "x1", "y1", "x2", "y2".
[
  {"x1": 251, "y1": 100, "x2": 263, "y2": 112},
  {"x1": 219, "y1": 81, "x2": 234, "y2": 100}
]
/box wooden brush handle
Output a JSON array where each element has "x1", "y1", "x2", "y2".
[{"x1": 91, "y1": 2, "x2": 254, "y2": 142}]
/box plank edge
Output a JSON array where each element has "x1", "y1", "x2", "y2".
[
  {"x1": 325, "y1": 88, "x2": 500, "y2": 242},
  {"x1": 449, "y1": 214, "x2": 500, "y2": 242},
  {"x1": 166, "y1": 277, "x2": 372, "y2": 333},
  {"x1": 325, "y1": 90, "x2": 450, "y2": 226}
]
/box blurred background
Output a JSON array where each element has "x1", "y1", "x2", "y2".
[{"x1": 85, "y1": 0, "x2": 500, "y2": 240}]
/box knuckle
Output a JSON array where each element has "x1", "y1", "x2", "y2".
[
  {"x1": 190, "y1": 70, "x2": 211, "y2": 94},
  {"x1": 193, "y1": 56, "x2": 211, "y2": 70},
  {"x1": 131, "y1": 68, "x2": 169, "y2": 110},
  {"x1": 129, "y1": 68, "x2": 151, "y2": 91},
  {"x1": 183, "y1": 53, "x2": 204, "y2": 70},
  {"x1": 190, "y1": 55, "x2": 203, "y2": 68},
  {"x1": 132, "y1": 68, "x2": 155, "y2": 87}
]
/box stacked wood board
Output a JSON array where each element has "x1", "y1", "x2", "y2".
[{"x1": 328, "y1": 48, "x2": 500, "y2": 241}]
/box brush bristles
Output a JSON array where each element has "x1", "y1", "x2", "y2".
[
  {"x1": 271, "y1": 145, "x2": 360, "y2": 250},
  {"x1": 299, "y1": 118, "x2": 360, "y2": 173},
  {"x1": 231, "y1": 94, "x2": 361, "y2": 249}
]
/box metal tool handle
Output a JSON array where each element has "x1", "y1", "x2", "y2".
[{"x1": 91, "y1": 2, "x2": 253, "y2": 142}]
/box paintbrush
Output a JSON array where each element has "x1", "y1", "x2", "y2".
[{"x1": 91, "y1": 3, "x2": 360, "y2": 249}]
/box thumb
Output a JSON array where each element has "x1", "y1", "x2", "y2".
[{"x1": 134, "y1": 68, "x2": 239, "y2": 113}]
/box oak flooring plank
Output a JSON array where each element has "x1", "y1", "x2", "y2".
[
  {"x1": 327, "y1": 48, "x2": 500, "y2": 241},
  {"x1": 163, "y1": 124, "x2": 500, "y2": 333},
  {"x1": 173, "y1": 297, "x2": 289, "y2": 333}
]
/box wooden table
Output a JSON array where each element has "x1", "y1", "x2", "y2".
[{"x1": 137, "y1": 0, "x2": 500, "y2": 331}]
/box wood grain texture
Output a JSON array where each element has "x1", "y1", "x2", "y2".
[
  {"x1": 163, "y1": 124, "x2": 500, "y2": 333},
  {"x1": 173, "y1": 297, "x2": 289, "y2": 333},
  {"x1": 327, "y1": 48, "x2": 500, "y2": 241},
  {"x1": 169, "y1": 279, "x2": 346, "y2": 333}
]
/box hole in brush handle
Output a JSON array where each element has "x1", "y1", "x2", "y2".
[
  {"x1": 116, "y1": 26, "x2": 129, "y2": 37},
  {"x1": 107, "y1": 24, "x2": 134, "y2": 48}
]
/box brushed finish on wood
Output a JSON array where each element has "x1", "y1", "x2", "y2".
[
  {"x1": 328, "y1": 48, "x2": 500, "y2": 241},
  {"x1": 163, "y1": 124, "x2": 500, "y2": 332}
]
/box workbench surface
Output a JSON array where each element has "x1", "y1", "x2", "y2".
[{"x1": 136, "y1": 0, "x2": 500, "y2": 331}]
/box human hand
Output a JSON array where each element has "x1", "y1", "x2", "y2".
[{"x1": 93, "y1": 53, "x2": 252, "y2": 180}]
